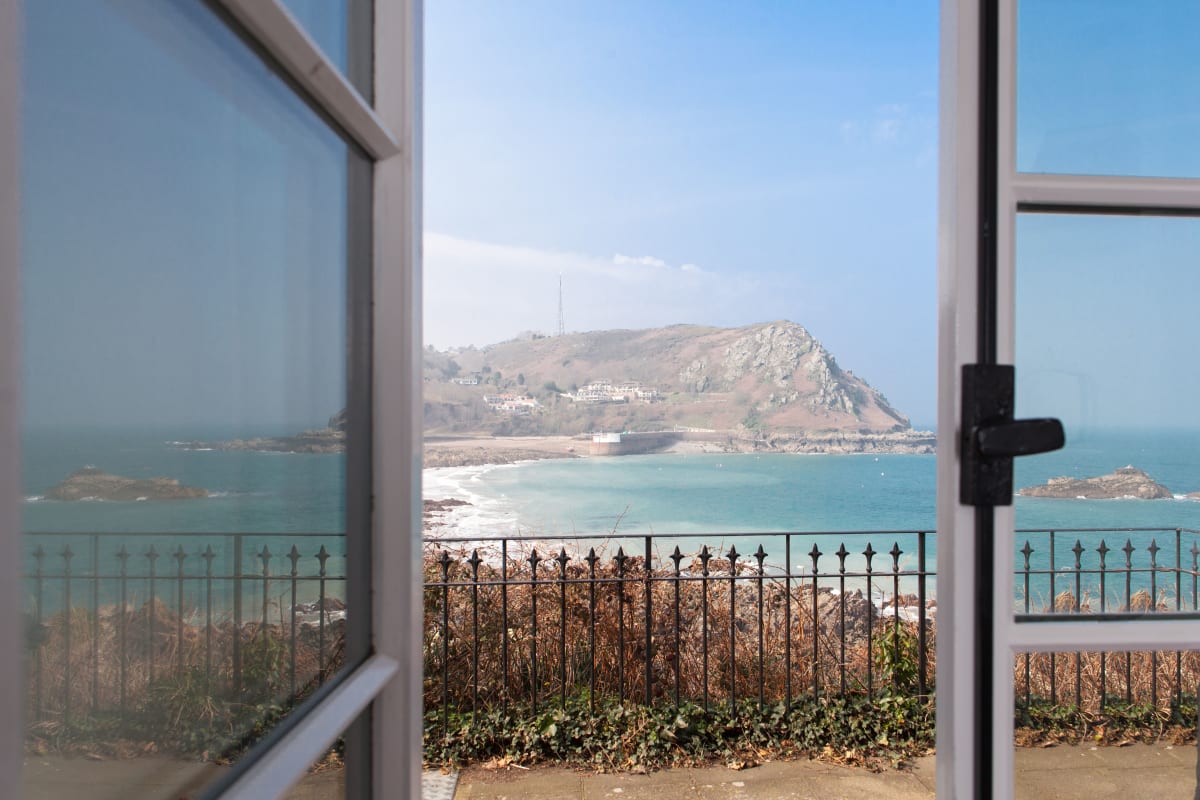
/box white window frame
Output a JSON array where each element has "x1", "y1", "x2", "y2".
[
  {"x1": 0, "y1": 1, "x2": 424, "y2": 797},
  {"x1": 0, "y1": 0, "x2": 24, "y2": 789},
  {"x1": 942, "y1": 0, "x2": 1200, "y2": 797}
]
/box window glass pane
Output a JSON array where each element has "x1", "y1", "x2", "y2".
[
  {"x1": 280, "y1": 0, "x2": 360, "y2": 88},
  {"x1": 1013, "y1": 214, "x2": 1200, "y2": 612},
  {"x1": 1017, "y1": 0, "x2": 1200, "y2": 177},
  {"x1": 20, "y1": 1, "x2": 359, "y2": 797},
  {"x1": 1012, "y1": 651, "x2": 1199, "y2": 799}
]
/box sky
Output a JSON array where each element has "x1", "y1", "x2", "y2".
[
  {"x1": 1014, "y1": 0, "x2": 1200, "y2": 431},
  {"x1": 17, "y1": 1, "x2": 1200, "y2": 433},
  {"x1": 21, "y1": 0, "x2": 349, "y2": 430},
  {"x1": 424, "y1": 1, "x2": 940, "y2": 425}
]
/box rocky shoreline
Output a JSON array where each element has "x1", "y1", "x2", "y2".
[
  {"x1": 422, "y1": 430, "x2": 936, "y2": 468},
  {"x1": 732, "y1": 429, "x2": 935, "y2": 455}
]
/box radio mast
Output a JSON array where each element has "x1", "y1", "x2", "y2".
[{"x1": 557, "y1": 273, "x2": 565, "y2": 337}]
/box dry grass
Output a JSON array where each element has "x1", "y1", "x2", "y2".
[
  {"x1": 25, "y1": 595, "x2": 346, "y2": 758},
  {"x1": 422, "y1": 544, "x2": 934, "y2": 712}
]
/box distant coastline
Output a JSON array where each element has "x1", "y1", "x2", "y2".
[{"x1": 423, "y1": 429, "x2": 934, "y2": 469}]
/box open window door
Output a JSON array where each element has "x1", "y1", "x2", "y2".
[{"x1": 940, "y1": 0, "x2": 1200, "y2": 797}]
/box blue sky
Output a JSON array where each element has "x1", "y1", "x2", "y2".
[
  {"x1": 424, "y1": 1, "x2": 940, "y2": 425},
  {"x1": 19, "y1": 1, "x2": 1200, "y2": 433},
  {"x1": 21, "y1": 0, "x2": 349, "y2": 430}
]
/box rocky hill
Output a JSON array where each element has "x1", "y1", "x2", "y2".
[{"x1": 425, "y1": 321, "x2": 917, "y2": 439}]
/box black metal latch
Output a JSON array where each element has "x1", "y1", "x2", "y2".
[{"x1": 960, "y1": 364, "x2": 1065, "y2": 506}]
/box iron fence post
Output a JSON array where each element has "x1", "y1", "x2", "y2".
[
  {"x1": 918, "y1": 532, "x2": 927, "y2": 698},
  {"x1": 91, "y1": 534, "x2": 99, "y2": 713},
  {"x1": 728, "y1": 546, "x2": 739, "y2": 709},
  {"x1": 644, "y1": 536, "x2": 653, "y2": 706},
  {"x1": 529, "y1": 549, "x2": 541, "y2": 714},
  {"x1": 557, "y1": 548, "x2": 568, "y2": 714},
  {"x1": 837, "y1": 543, "x2": 847, "y2": 697},
  {"x1": 233, "y1": 535, "x2": 243, "y2": 696},
  {"x1": 62, "y1": 545, "x2": 73, "y2": 725},
  {"x1": 670, "y1": 546, "x2": 682, "y2": 709},
  {"x1": 810, "y1": 544, "x2": 821, "y2": 698},
  {"x1": 586, "y1": 547, "x2": 597, "y2": 712},
  {"x1": 864, "y1": 543, "x2": 875, "y2": 698}
]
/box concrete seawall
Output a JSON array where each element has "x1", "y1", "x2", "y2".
[
  {"x1": 588, "y1": 430, "x2": 729, "y2": 456},
  {"x1": 589, "y1": 432, "x2": 678, "y2": 456}
]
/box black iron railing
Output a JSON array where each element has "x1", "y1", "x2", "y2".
[
  {"x1": 23, "y1": 531, "x2": 346, "y2": 723},
  {"x1": 422, "y1": 530, "x2": 934, "y2": 738},
  {"x1": 424, "y1": 526, "x2": 1200, "y2": 734},
  {"x1": 1013, "y1": 527, "x2": 1200, "y2": 713},
  {"x1": 22, "y1": 526, "x2": 1200, "y2": 735}
]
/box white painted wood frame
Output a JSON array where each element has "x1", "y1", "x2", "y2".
[
  {"x1": 217, "y1": 656, "x2": 399, "y2": 800},
  {"x1": 936, "y1": 0, "x2": 983, "y2": 797},
  {"x1": 371, "y1": 0, "x2": 426, "y2": 798},
  {"x1": 217, "y1": 0, "x2": 400, "y2": 160},
  {"x1": 0, "y1": 0, "x2": 24, "y2": 791}
]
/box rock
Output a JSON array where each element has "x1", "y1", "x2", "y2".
[
  {"x1": 181, "y1": 420, "x2": 346, "y2": 454},
  {"x1": 44, "y1": 467, "x2": 208, "y2": 501},
  {"x1": 1018, "y1": 466, "x2": 1173, "y2": 500},
  {"x1": 423, "y1": 497, "x2": 471, "y2": 528}
]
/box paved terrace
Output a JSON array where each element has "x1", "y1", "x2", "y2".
[
  {"x1": 451, "y1": 744, "x2": 1197, "y2": 800},
  {"x1": 18, "y1": 744, "x2": 1198, "y2": 798}
]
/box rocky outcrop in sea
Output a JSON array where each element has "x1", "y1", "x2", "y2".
[
  {"x1": 176, "y1": 411, "x2": 347, "y2": 454},
  {"x1": 1018, "y1": 466, "x2": 1174, "y2": 500},
  {"x1": 45, "y1": 467, "x2": 208, "y2": 501}
]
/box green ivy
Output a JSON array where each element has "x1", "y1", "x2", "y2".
[
  {"x1": 1014, "y1": 695, "x2": 1199, "y2": 746},
  {"x1": 423, "y1": 694, "x2": 935, "y2": 771}
]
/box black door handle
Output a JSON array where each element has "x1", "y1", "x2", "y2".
[
  {"x1": 960, "y1": 364, "x2": 1065, "y2": 506},
  {"x1": 975, "y1": 418, "x2": 1064, "y2": 458}
]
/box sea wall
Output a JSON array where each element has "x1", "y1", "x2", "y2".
[{"x1": 589, "y1": 431, "x2": 680, "y2": 456}]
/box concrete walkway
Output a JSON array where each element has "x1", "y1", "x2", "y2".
[{"x1": 454, "y1": 744, "x2": 1197, "y2": 800}]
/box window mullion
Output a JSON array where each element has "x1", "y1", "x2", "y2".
[{"x1": 216, "y1": 0, "x2": 400, "y2": 159}]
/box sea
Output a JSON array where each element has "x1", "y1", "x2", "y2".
[
  {"x1": 424, "y1": 428, "x2": 1200, "y2": 606},
  {"x1": 20, "y1": 426, "x2": 1200, "y2": 610}
]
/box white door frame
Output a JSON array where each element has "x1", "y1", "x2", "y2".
[
  {"x1": 940, "y1": 1, "x2": 1200, "y2": 797},
  {"x1": 0, "y1": 0, "x2": 25, "y2": 789}
]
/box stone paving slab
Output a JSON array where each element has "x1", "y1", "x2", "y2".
[{"x1": 424, "y1": 769, "x2": 461, "y2": 800}]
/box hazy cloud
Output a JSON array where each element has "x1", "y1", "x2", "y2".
[
  {"x1": 425, "y1": 233, "x2": 735, "y2": 348},
  {"x1": 613, "y1": 254, "x2": 668, "y2": 269}
]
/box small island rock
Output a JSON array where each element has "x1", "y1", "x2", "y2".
[
  {"x1": 45, "y1": 467, "x2": 209, "y2": 501},
  {"x1": 1018, "y1": 466, "x2": 1173, "y2": 500}
]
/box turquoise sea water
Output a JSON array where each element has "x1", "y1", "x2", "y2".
[
  {"x1": 21, "y1": 427, "x2": 346, "y2": 615},
  {"x1": 21, "y1": 427, "x2": 1200, "y2": 606},
  {"x1": 425, "y1": 429, "x2": 1200, "y2": 603}
]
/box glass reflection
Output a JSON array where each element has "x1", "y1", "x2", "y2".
[
  {"x1": 1013, "y1": 214, "x2": 1200, "y2": 615},
  {"x1": 20, "y1": 1, "x2": 355, "y2": 797},
  {"x1": 1013, "y1": 651, "x2": 1199, "y2": 799},
  {"x1": 1017, "y1": 0, "x2": 1200, "y2": 178}
]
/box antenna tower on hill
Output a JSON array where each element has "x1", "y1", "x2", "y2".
[{"x1": 557, "y1": 273, "x2": 565, "y2": 336}]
